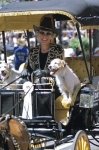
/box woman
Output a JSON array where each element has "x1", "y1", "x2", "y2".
[
  {"x1": 22, "y1": 15, "x2": 64, "y2": 118},
  {"x1": 26, "y1": 15, "x2": 64, "y2": 75}
]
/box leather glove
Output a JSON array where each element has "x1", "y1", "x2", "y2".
[
  {"x1": 33, "y1": 69, "x2": 50, "y2": 78},
  {"x1": 21, "y1": 69, "x2": 28, "y2": 78}
]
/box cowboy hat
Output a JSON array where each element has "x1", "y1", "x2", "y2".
[{"x1": 33, "y1": 15, "x2": 57, "y2": 34}]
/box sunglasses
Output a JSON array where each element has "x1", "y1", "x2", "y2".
[{"x1": 39, "y1": 30, "x2": 53, "y2": 36}]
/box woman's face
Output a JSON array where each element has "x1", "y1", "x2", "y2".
[{"x1": 37, "y1": 30, "x2": 54, "y2": 46}]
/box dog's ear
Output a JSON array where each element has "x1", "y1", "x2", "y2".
[{"x1": 61, "y1": 60, "x2": 66, "y2": 67}]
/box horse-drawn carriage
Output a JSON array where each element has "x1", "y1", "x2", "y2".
[{"x1": 0, "y1": 0, "x2": 99, "y2": 149}]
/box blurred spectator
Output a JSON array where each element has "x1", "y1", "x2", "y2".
[
  {"x1": 61, "y1": 30, "x2": 69, "y2": 45},
  {"x1": 94, "y1": 47, "x2": 99, "y2": 56},
  {"x1": 75, "y1": 47, "x2": 82, "y2": 56},
  {"x1": 66, "y1": 21, "x2": 75, "y2": 30},
  {"x1": 13, "y1": 35, "x2": 18, "y2": 47},
  {"x1": 68, "y1": 35, "x2": 90, "y2": 57},
  {"x1": 5, "y1": 32, "x2": 15, "y2": 56},
  {"x1": 29, "y1": 37, "x2": 36, "y2": 48},
  {"x1": 63, "y1": 41, "x2": 76, "y2": 57},
  {"x1": 14, "y1": 38, "x2": 29, "y2": 70}
]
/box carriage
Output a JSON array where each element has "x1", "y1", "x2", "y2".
[{"x1": 0, "y1": 0, "x2": 99, "y2": 149}]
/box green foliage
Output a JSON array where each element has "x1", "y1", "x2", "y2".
[
  {"x1": 70, "y1": 37, "x2": 89, "y2": 55},
  {"x1": 82, "y1": 37, "x2": 89, "y2": 51},
  {"x1": 70, "y1": 38, "x2": 80, "y2": 51}
]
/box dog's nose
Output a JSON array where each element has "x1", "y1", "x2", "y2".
[
  {"x1": 1, "y1": 70, "x2": 4, "y2": 73},
  {"x1": 1, "y1": 70, "x2": 6, "y2": 76}
]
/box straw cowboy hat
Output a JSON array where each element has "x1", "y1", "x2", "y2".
[
  {"x1": 33, "y1": 15, "x2": 57, "y2": 34},
  {"x1": 17, "y1": 38, "x2": 26, "y2": 47}
]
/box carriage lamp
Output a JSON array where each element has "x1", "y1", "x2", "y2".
[{"x1": 79, "y1": 86, "x2": 99, "y2": 108}]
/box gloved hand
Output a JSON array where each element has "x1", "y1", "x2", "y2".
[
  {"x1": 21, "y1": 69, "x2": 28, "y2": 78},
  {"x1": 33, "y1": 69, "x2": 50, "y2": 78}
]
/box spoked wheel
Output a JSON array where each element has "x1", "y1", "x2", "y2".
[{"x1": 72, "y1": 130, "x2": 90, "y2": 150}]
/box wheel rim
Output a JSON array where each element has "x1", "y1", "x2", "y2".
[{"x1": 73, "y1": 130, "x2": 90, "y2": 150}]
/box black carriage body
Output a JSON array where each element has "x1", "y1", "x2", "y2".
[
  {"x1": 31, "y1": 73, "x2": 55, "y2": 118},
  {"x1": 79, "y1": 86, "x2": 99, "y2": 119},
  {"x1": 0, "y1": 89, "x2": 24, "y2": 117},
  {"x1": 68, "y1": 85, "x2": 99, "y2": 130},
  {"x1": 32, "y1": 90, "x2": 55, "y2": 118}
]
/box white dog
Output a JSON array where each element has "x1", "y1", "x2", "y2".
[
  {"x1": 0, "y1": 62, "x2": 22, "y2": 90},
  {"x1": 48, "y1": 58, "x2": 80, "y2": 105}
]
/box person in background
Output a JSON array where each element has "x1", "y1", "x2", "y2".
[
  {"x1": 25, "y1": 15, "x2": 64, "y2": 75},
  {"x1": 61, "y1": 30, "x2": 69, "y2": 45},
  {"x1": 14, "y1": 38, "x2": 29, "y2": 70},
  {"x1": 94, "y1": 47, "x2": 99, "y2": 56},
  {"x1": 63, "y1": 41, "x2": 76, "y2": 57}
]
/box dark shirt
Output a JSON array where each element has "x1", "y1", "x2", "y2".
[
  {"x1": 26, "y1": 44, "x2": 63, "y2": 99},
  {"x1": 39, "y1": 52, "x2": 48, "y2": 70},
  {"x1": 27, "y1": 44, "x2": 64, "y2": 73}
]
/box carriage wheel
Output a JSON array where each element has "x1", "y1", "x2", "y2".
[{"x1": 72, "y1": 130, "x2": 90, "y2": 150}]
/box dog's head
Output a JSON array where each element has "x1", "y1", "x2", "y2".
[
  {"x1": 48, "y1": 58, "x2": 66, "y2": 75},
  {"x1": 0, "y1": 63, "x2": 11, "y2": 81}
]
